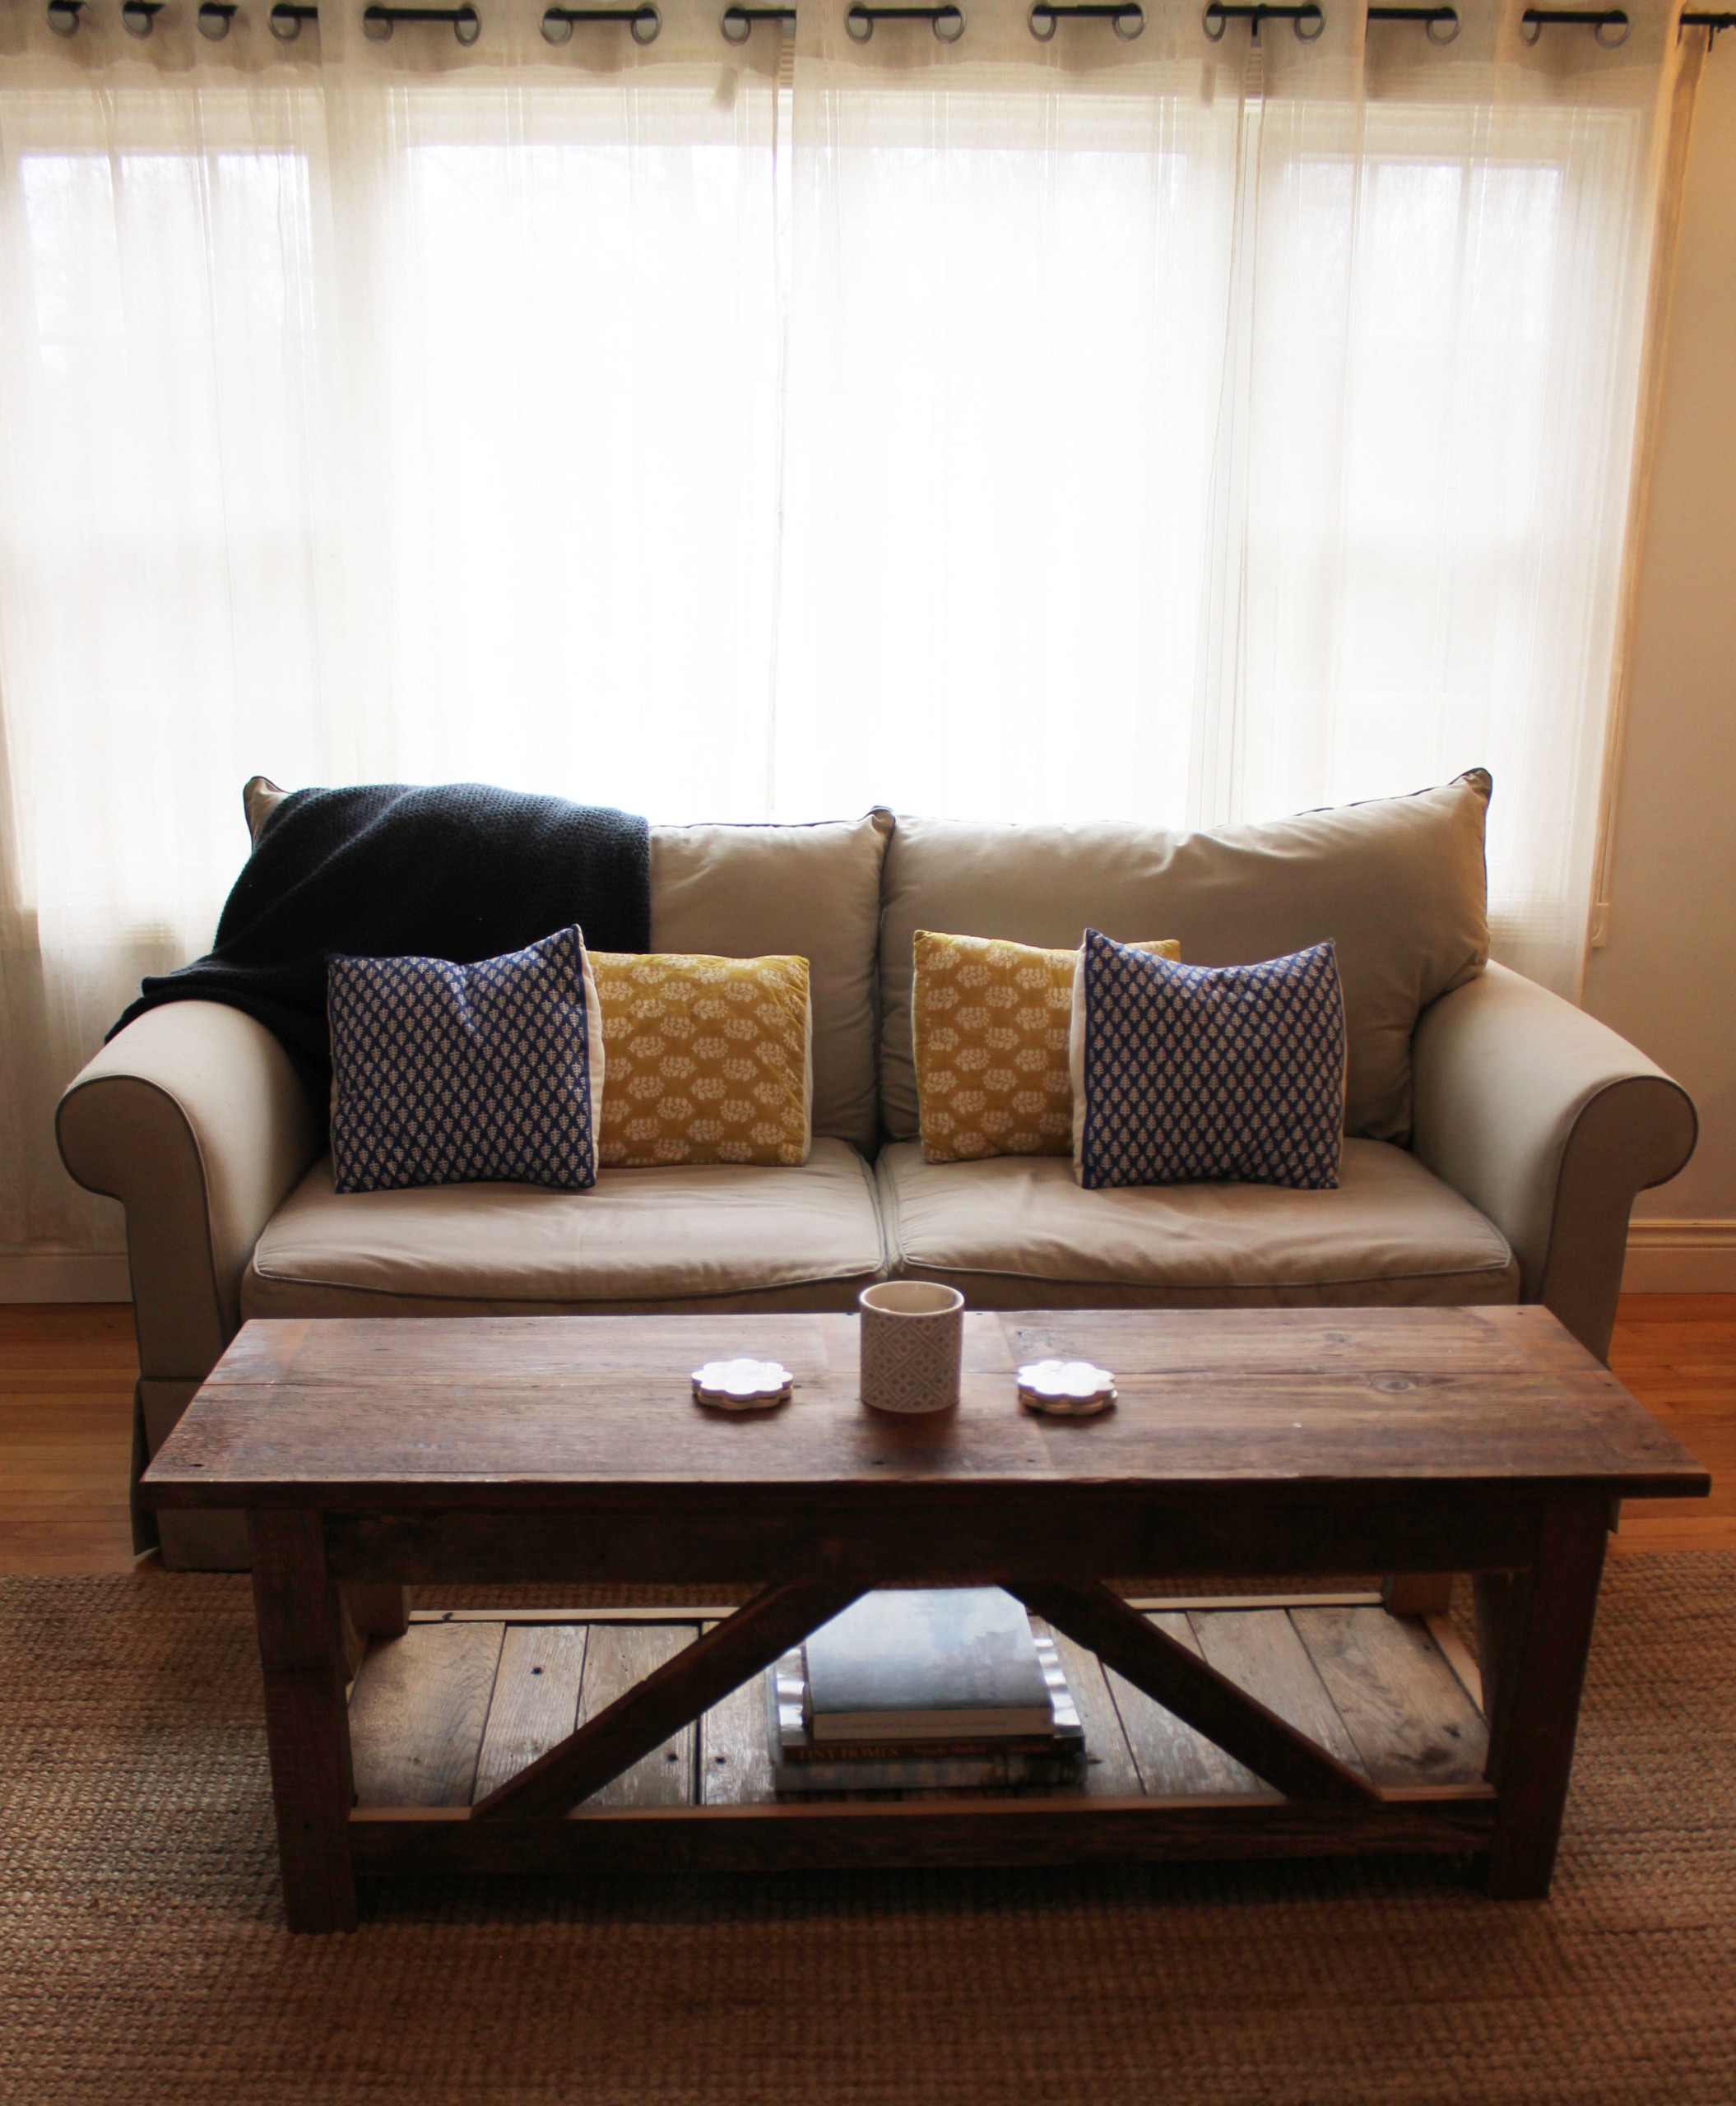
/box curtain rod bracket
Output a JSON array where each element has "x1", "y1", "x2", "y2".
[
  {"x1": 1203, "y1": 2, "x2": 1324, "y2": 39},
  {"x1": 1678, "y1": 8, "x2": 1736, "y2": 38}
]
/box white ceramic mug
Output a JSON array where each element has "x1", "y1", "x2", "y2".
[{"x1": 858, "y1": 1282, "x2": 965, "y2": 1414}]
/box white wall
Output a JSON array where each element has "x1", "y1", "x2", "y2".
[{"x1": 1585, "y1": 34, "x2": 1736, "y2": 1291}]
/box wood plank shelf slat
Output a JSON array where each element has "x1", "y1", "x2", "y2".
[
  {"x1": 1187, "y1": 1607, "x2": 1372, "y2": 1779},
  {"x1": 571, "y1": 1624, "x2": 699, "y2": 1810},
  {"x1": 1291, "y1": 1605, "x2": 1488, "y2": 1786},
  {"x1": 1105, "y1": 1612, "x2": 1261, "y2": 1798},
  {"x1": 471, "y1": 1625, "x2": 587, "y2": 1805},
  {"x1": 347, "y1": 1621, "x2": 504, "y2": 1809}
]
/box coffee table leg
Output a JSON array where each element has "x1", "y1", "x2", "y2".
[
  {"x1": 249, "y1": 1510, "x2": 358, "y2": 1933},
  {"x1": 1480, "y1": 1496, "x2": 1608, "y2": 1900}
]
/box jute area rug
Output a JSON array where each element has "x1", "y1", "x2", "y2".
[{"x1": 2, "y1": 1559, "x2": 1733, "y2": 2106}]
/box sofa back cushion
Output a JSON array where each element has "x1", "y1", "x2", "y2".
[
  {"x1": 652, "y1": 813, "x2": 891, "y2": 1153},
  {"x1": 878, "y1": 772, "x2": 1490, "y2": 1148}
]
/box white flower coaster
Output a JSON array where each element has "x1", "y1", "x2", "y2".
[
  {"x1": 691, "y1": 1358, "x2": 794, "y2": 1411},
  {"x1": 1016, "y1": 1358, "x2": 1117, "y2": 1417}
]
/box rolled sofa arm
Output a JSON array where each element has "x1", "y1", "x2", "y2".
[
  {"x1": 1412, "y1": 961, "x2": 1697, "y2": 1362},
  {"x1": 57, "y1": 1001, "x2": 321, "y2": 1385}
]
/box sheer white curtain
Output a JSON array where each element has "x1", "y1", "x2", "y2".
[
  {"x1": 0, "y1": 0, "x2": 1696, "y2": 1260},
  {"x1": 0, "y1": 0, "x2": 784, "y2": 1253},
  {"x1": 774, "y1": 0, "x2": 1690, "y2": 990}
]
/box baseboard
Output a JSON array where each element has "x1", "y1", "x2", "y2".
[
  {"x1": 1622, "y1": 1220, "x2": 1736, "y2": 1294},
  {"x1": 0, "y1": 1252, "x2": 132, "y2": 1303}
]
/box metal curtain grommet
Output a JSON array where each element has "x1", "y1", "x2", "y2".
[
  {"x1": 541, "y1": 5, "x2": 571, "y2": 30},
  {"x1": 1113, "y1": 4, "x2": 1142, "y2": 34},
  {"x1": 1594, "y1": 7, "x2": 1628, "y2": 39},
  {"x1": 197, "y1": 0, "x2": 237, "y2": 35},
  {"x1": 1425, "y1": 3, "x2": 1458, "y2": 37},
  {"x1": 1028, "y1": 1, "x2": 1056, "y2": 34},
  {"x1": 932, "y1": 2, "x2": 963, "y2": 34},
  {"x1": 122, "y1": 0, "x2": 162, "y2": 32},
  {"x1": 1293, "y1": 2, "x2": 1323, "y2": 33},
  {"x1": 453, "y1": 2, "x2": 480, "y2": 37},
  {"x1": 46, "y1": 0, "x2": 83, "y2": 31},
  {"x1": 629, "y1": 3, "x2": 658, "y2": 38},
  {"x1": 1202, "y1": 0, "x2": 1227, "y2": 35},
  {"x1": 722, "y1": 2, "x2": 751, "y2": 34},
  {"x1": 362, "y1": 4, "x2": 392, "y2": 32},
  {"x1": 845, "y1": 2, "x2": 872, "y2": 34}
]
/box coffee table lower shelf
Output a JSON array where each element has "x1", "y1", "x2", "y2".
[{"x1": 345, "y1": 1597, "x2": 1497, "y2": 1881}]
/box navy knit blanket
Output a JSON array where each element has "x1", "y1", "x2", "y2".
[{"x1": 110, "y1": 782, "x2": 650, "y2": 1101}]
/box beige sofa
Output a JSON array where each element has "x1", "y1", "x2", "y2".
[{"x1": 58, "y1": 775, "x2": 1697, "y2": 1570}]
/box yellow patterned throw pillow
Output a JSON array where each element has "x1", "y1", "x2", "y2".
[
  {"x1": 592, "y1": 953, "x2": 812, "y2": 1168},
  {"x1": 913, "y1": 930, "x2": 1180, "y2": 1163}
]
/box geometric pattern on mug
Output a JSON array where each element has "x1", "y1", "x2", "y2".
[
  {"x1": 1076, "y1": 931, "x2": 1345, "y2": 1191},
  {"x1": 592, "y1": 951, "x2": 810, "y2": 1169},
  {"x1": 860, "y1": 1305, "x2": 963, "y2": 1413},
  {"x1": 327, "y1": 925, "x2": 598, "y2": 1194},
  {"x1": 914, "y1": 930, "x2": 1180, "y2": 1164}
]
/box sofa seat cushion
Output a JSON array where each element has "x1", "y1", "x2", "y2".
[
  {"x1": 875, "y1": 1138, "x2": 1518, "y2": 1309},
  {"x1": 243, "y1": 1139, "x2": 887, "y2": 1317}
]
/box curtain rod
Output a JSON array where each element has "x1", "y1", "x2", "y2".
[
  {"x1": 1030, "y1": 0, "x2": 1144, "y2": 36},
  {"x1": 362, "y1": 2, "x2": 480, "y2": 37},
  {"x1": 40, "y1": 0, "x2": 1736, "y2": 45},
  {"x1": 541, "y1": 1, "x2": 659, "y2": 37},
  {"x1": 845, "y1": 3, "x2": 964, "y2": 39}
]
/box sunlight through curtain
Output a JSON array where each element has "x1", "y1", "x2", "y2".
[{"x1": 0, "y1": 0, "x2": 1697, "y2": 1256}]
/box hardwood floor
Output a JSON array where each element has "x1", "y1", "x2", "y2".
[
  {"x1": 0, "y1": 1303, "x2": 139, "y2": 1575},
  {"x1": 1, "y1": 1297, "x2": 1731, "y2": 1575},
  {"x1": 1601, "y1": 1294, "x2": 1736, "y2": 1555}
]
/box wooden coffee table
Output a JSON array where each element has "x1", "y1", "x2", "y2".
[{"x1": 142, "y1": 1305, "x2": 1708, "y2": 1932}]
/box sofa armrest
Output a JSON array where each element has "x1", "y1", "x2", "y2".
[
  {"x1": 1411, "y1": 962, "x2": 1697, "y2": 1361},
  {"x1": 56, "y1": 1002, "x2": 321, "y2": 1385}
]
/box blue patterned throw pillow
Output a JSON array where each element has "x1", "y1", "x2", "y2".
[
  {"x1": 1070, "y1": 931, "x2": 1345, "y2": 1191},
  {"x1": 328, "y1": 925, "x2": 603, "y2": 1194}
]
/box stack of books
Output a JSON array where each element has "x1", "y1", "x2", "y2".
[{"x1": 766, "y1": 1588, "x2": 1086, "y2": 1797}]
